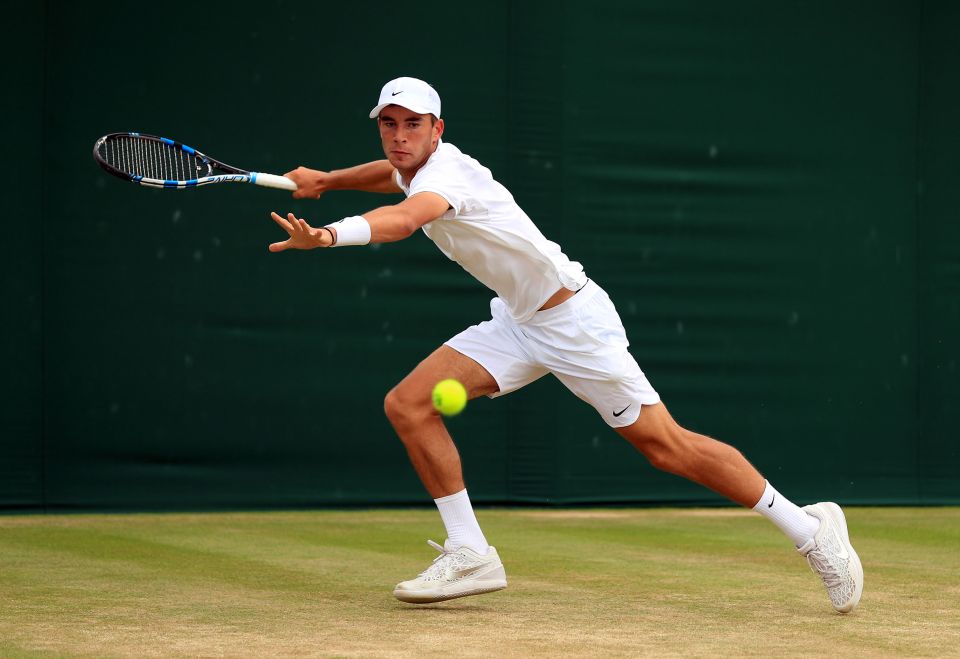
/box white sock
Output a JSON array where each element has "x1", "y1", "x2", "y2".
[
  {"x1": 434, "y1": 489, "x2": 489, "y2": 555},
  {"x1": 753, "y1": 480, "x2": 820, "y2": 547}
]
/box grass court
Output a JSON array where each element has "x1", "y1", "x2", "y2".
[{"x1": 1, "y1": 507, "x2": 957, "y2": 657}]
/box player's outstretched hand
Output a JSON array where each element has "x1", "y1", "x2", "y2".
[
  {"x1": 268, "y1": 212, "x2": 333, "y2": 252},
  {"x1": 284, "y1": 167, "x2": 329, "y2": 199}
]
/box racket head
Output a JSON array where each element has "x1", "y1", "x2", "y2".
[{"x1": 92, "y1": 132, "x2": 222, "y2": 188}]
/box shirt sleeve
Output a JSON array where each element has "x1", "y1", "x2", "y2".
[{"x1": 408, "y1": 166, "x2": 468, "y2": 219}]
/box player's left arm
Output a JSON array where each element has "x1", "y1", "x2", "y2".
[
  {"x1": 267, "y1": 192, "x2": 450, "y2": 252},
  {"x1": 360, "y1": 192, "x2": 451, "y2": 243}
]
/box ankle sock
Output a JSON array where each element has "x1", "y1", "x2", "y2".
[
  {"x1": 753, "y1": 480, "x2": 820, "y2": 547},
  {"x1": 434, "y1": 488, "x2": 489, "y2": 554}
]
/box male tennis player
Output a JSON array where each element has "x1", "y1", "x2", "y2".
[{"x1": 268, "y1": 76, "x2": 863, "y2": 612}]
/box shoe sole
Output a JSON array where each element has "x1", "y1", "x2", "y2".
[
  {"x1": 822, "y1": 502, "x2": 864, "y2": 613},
  {"x1": 394, "y1": 579, "x2": 508, "y2": 604}
]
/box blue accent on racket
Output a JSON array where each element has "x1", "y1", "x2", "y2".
[{"x1": 93, "y1": 132, "x2": 296, "y2": 192}]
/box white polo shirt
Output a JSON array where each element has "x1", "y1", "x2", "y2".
[{"x1": 396, "y1": 141, "x2": 587, "y2": 322}]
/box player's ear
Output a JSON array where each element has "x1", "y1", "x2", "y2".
[{"x1": 433, "y1": 117, "x2": 444, "y2": 144}]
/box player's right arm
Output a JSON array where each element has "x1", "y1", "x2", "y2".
[{"x1": 284, "y1": 160, "x2": 401, "y2": 199}]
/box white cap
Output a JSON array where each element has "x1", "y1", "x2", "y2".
[{"x1": 369, "y1": 77, "x2": 442, "y2": 119}]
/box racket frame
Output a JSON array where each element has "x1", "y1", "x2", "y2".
[{"x1": 92, "y1": 132, "x2": 296, "y2": 191}]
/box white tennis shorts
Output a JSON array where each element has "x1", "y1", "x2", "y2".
[{"x1": 445, "y1": 280, "x2": 660, "y2": 428}]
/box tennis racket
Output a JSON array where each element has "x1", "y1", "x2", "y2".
[{"x1": 92, "y1": 132, "x2": 297, "y2": 191}]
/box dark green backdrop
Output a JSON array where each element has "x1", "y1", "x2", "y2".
[{"x1": 3, "y1": 1, "x2": 957, "y2": 509}]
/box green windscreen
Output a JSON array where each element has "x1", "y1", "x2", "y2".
[{"x1": 2, "y1": 0, "x2": 956, "y2": 510}]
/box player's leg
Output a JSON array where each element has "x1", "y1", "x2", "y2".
[
  {"x1": 529, "y1": 280, "x2": 862, "y2": 612},
  {"x1": 616, "y1": 405, "x2": 863, "y2": 612},
  {"x1": 384, "y1": 344, "x2": 498, "y2": 499},
  {"x1": 386, "y1": 345, "x2": 511, "y2": 604},
  {"x1": 386, "y1": 296, "x2": 548, "y2": 507},
  {"x1": 386, "y1": 302, "x2": 548, "y2": 604},
  {"x1": 616, "y1": 404, "x2": 818, "y2": 546},
  {"x1": 614, "y1": 403, "x2": 766, "y2": 506},
  {"x1": 385, "y1": 346, "x2": 495, "y2": 552}
]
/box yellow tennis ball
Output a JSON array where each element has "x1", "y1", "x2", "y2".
[{"x1": 432, "y1": 378, "x2": 467, "y2": 416}]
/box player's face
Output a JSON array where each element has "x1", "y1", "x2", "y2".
[{"x1": 378, "y1": 107, "x2": 443, "y2": 174}]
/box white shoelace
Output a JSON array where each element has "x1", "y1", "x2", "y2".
[
  {"x1": 419, "y1": 540, "x2": 458, "y2": 579},
  {"x1": 806, "y1": 549, "x2": 843, "y2": 589}
]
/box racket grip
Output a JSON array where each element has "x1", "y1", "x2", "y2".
[{"x1": 252, "y1": 173, "x2": 298, "y2": 191}]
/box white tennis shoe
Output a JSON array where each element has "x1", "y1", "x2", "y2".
[
  {"x1": 797, "y1": 502, "x2": 863, "y2": 613},
  {"x1": 393, "y1": 540, "x2": 507, "y2": 604}
]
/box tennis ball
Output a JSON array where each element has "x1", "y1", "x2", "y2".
[{"x1": 432, "y1": 378, "x2": 467, "y2": 416}]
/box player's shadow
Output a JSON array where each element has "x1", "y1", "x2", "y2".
[{"x1": 395, "y1": 604, "x2": 492, "y2": 612}]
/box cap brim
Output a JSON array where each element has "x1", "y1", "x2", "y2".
[{"x1": 369, "y1": 101, "x2": 437, "y2": 119}]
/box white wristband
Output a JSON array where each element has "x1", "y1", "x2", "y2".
[{"x1": 326, "y1": 215, "x2": 371, "y2": 247}]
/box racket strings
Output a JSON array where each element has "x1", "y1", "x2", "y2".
[{"x1": 103, "y1": 136, "x2": 205, "y2": 182}]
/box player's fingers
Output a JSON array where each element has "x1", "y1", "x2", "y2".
[
  {"x1": 270, "y1": 211, "x2": 294, "y2": 232},
  {"x1": 287, "y1": 213, "x2": 304, "y2": 233},
  {"x1": 268, "y1": 239, "x2": 289, "y2": 252}
]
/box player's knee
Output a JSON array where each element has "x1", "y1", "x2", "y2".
[
  {"x1": 645, "y1": 443, "x2": 681, "y2": 474},
  {"x1": 630, "y1": 425, "x2": 686, "y2": 474},
  {"x1": 383, "y1": 387, "x2": 406, "y2": 425},
  {"x1": 384, "y1": 383, "x2": 433, "y2": 429}
]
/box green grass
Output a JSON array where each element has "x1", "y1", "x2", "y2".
[{"x1": 0, "y1": 508, "x2": 957, "y2": 657}]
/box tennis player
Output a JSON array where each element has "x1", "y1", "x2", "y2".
[{"x1": 268, "y1": 76, "x2": 863, "y2": 612}]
